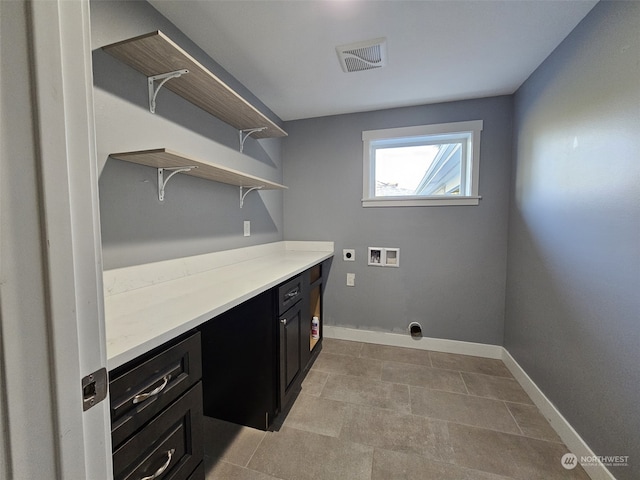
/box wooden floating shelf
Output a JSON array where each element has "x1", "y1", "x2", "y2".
[
  {"x1": 110, "y1": 149, "x2": 287, "y2": 205},
  {"x1": 102, "y1": 31, "x2": 287, "y2": 139},
  {"x1": 110, "y1": 148, "x2": 287, "y2": 189}
]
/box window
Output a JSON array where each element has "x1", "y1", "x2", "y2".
[{"x1": 362, "y1": 120, "x2": 483, "y2": 207}]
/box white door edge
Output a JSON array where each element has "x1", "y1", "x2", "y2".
[{"x1": 17, "y1": 0, "x2": 111, "y2": 478}]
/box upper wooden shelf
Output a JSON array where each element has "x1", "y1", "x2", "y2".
[{"x1": 102, "y1": 31, "x2": 287, "y2": 139}]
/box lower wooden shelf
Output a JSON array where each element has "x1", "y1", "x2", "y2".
[
  {"x1": 109, "y1": 148, "x2": 287, "y2": 205},
  {"x1": 110, "y1": 148, "x2": 287, "y2": 189}
]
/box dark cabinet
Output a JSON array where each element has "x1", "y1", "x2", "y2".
[
  {"x1": 302, "y1": 262, "x2": 325, "y2": 369},
  {"x1": 280, "y1": 307, "x2": 301, "y2": 390},
  {"x1": 110, "y1": 334, "x2": 202, "y2": 449},
  {"x1": 112, "y1": 384, "x2": 203, "y2": 480},
  {"x1": 199, "y1": 259, "x2": 330, "y2": 431},
  {"x1": 278, "y1": 275, "x2": 304, "y2": 409},
  {"x1": 107, "y1": 258, "x2": 331, "y2": 476},
  {"x1": 109, "y1": 332, "x2": 204, "y2": 480},
  {"x1": 200, "y1": 290, "x2": 277, "y2": 430}
]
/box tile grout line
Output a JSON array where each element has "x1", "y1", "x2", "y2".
[
  {"x1": 503, "y1": 400, "x2": 525, "y2": 436},
  {"x1": 323, "y1": 368, "x2": 534, "y2": 404},
  {"x1": 243, "y1": 463, "x2": 288, "y2": 480},
  {"x1": 409, "y1": 380, "x2": 534, "y2": 406},
  {"x1": 316, "y1": 370, "x2": 331, "y2": 397},
  {"x1": 333, "y1": 391, "x2": 348, "y2": 439},
  {"x1": 380, "y1": 358, "x2": 443, "y2": 369},
  {"x1": 408, "y1": 384, "x2": 414, "y2": 415},
  {"x1": 502, "y1": 401, "x2": 564, "y2": 445},
  {"x1": 461, "y1": 392, "x2": 535, "y2": 405},
  {"x1": 323, "y1": 370, "x2": 426, "y2": 403},
  {"x1": 366, "y1": 447, "x2": 375, "y2": 480},
  {"x1": 364, "y1": 392, "x2": 567, "y2": 447},
  {"x1": 347, "y1": 391, "x2": 569, "y2": 449},
  {"x1": 459, "y1": 371, "x2": 470, "y2": 395},
  {"x1": 438, "y1": 416, "x2": 527, "y2": 439},
  {"x1": 243, "y1": 429, "x2": 268, "y2": 469}
]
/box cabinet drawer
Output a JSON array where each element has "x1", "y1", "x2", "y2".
[
  {"x1": 113, "y1": 382, "x2": 204, "y2": 480},
  {"x1": 110, "y1": 332, "x2": 202, "y2": 448},
  {"x1": 278, "y1": 274, "x2": 303, "y2": 315},
  {"x1": 186, "y1": 462, "x2": 205, "y2": 480}
]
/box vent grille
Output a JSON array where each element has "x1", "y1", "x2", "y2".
[{"x1": 336, "y1": 37, "x2": 387, "y2": 73}]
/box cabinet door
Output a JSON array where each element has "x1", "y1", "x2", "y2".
[
  {"x1": 200, "y1": 290, "x2": 277, "y2": 430},
  {"x1": 279, "y1": 302, "x2": 302, "y2": 409}
]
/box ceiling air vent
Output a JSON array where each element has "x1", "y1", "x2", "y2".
[{"x1": 336, "y1": 37, "x2": 387, "y2": 73}]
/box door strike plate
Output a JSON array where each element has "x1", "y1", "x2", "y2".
[{"x1": 82, "y1": 368, "x2": 107, "y2": 411}]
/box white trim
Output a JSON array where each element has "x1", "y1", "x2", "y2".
[
  {"x1": 362, "y1": 196, "x2": 481, "y2": 207},
  {"x1": 323, "y1": 326, "x2": 503, "y2": 359},
  {"x1": 28, "y1": 0, "x2": 112, "y2": 478},
  {"x1": 366, "y1": 247, "x2": 400, "y2": 267},
  {"x1": 362, "y1": 120, "x2": 484, "y2": 141},
  {"x1": 362, "y1": 120, "x2": 483, "y2": 207},
  {"x1": 501, "y1": 351, "x2": 616, "y2": 480},
  {"x1": 323, "y1": 326, "x2": 616, "y2": 480}
]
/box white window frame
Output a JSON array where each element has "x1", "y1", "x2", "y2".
[{"x1": 362, "y1": 120, "x2": 483, "y2": 207}]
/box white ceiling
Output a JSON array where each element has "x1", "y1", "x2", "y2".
[{"x1": 148, "y1": 0, "x2": 597, "y2": 121}]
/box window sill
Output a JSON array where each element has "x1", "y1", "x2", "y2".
[{"x1": 362, "y1": 196, "x2": 481, "y2": 207}]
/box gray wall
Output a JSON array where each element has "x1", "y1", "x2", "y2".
[
  {"x1": 283, "y1": 96, "x2": 513, "y2": 345},
  {"x1": 91, "y1": 0, "x2": 285, "y2": 269},
  {"x1": 505, "y1": 2, "x2": 640, "y2": 479}
]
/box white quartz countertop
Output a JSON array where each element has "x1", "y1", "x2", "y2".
[{"x1": 104, "y1": 241, "x2": 333, "y2": 370}]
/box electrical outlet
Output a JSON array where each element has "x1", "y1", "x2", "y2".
[
  {"x1": 243, "y1": 221, "x2": 250, "y2": 237},
  {"x1": 346, "y1": 273, "x2": 355, "y2": 286},
  {"x1": 343, "y1": 249, "x2": 355, "y2": 261}
]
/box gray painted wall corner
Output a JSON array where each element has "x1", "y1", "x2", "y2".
[{"x1": 505, "y1": 2, "x2": 640, "y2": 479}]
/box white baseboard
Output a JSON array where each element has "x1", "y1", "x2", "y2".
[
  {"x1": 323, "y1": 325, "x2": 615, "y2": 480},
  {"x1": 323, "y1": 325, "x2": 504, "y2": 359},
  {"x1": 501, "y1": 350, "x2": 615, "y2": 480}
]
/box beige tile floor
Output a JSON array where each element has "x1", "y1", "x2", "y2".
[{"x1": 203, "y1": 338, "x2": 590, "y2": 480}]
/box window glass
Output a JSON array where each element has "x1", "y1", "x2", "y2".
[{"x1": 374, "y1": 142, "x2": 463, "y2": 197}]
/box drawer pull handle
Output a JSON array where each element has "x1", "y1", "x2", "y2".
[
  {"x1": 140, "y1": 448, "x2": 175, "y2": 480},
  {"x1": 281, "y1": 318, "x2": 287, "y2": 326},
  {"x1": 285, "y1": 288, "x2": 299, "y2": 299},
  {"x1": 133, "y1": 374, "x2": 170, "y2": 404}
]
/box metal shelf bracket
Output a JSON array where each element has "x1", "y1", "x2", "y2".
[
  {"x1": 239, "y1": 127, "x2": 267, "y2": 153},
  {"x1": 157, "y1": 166, "x2": 197, "y2": 201},
  {"x1": 239, "y1": 185, "x2": 263, "y2": 208},
  {"x1": 148, "y1": 69, "x2": 189, "y2": 113}
]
